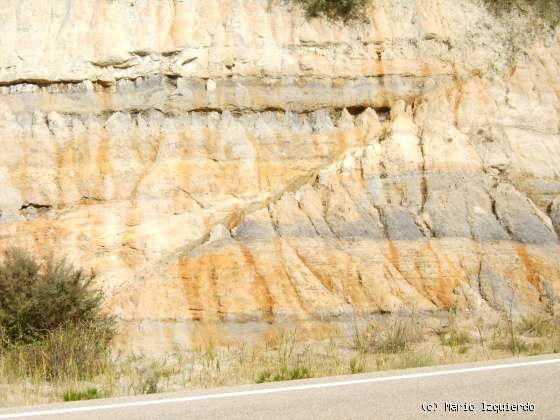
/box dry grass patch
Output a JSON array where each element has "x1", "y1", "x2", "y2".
[
  {"x1": 3, "y1": 311, "x2": 560, "y2": 407},
  {"x1": 353, "y1": 317, "x2": 424, "y2": 354}
]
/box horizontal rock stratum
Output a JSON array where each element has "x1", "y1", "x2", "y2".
[{"x1": 1, "y1": 0, "x2": 559, "y2": 353}]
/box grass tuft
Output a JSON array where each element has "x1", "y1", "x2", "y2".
[
  {"x1": 349, "y1": 356, "x2": 366, "y2": 374},
  {"x1": 355, "y1": 318, "x2": 424, "y2": 354},
  {"x1": 63, "y1": 388, "x2": 101, "y2": 402},
  {"x1": 439, "y1": 325, "x2": 472, "y2": 351},
  {"x1": 517, "y1": 315, "x2": 559, "y2": 337},
  {"x1": 255, "y1": 365, "x2": 312, "y2": 383}
]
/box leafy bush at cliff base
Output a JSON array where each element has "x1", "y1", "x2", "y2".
[
  {"x1": 0, "y1": 248, "x2": 114, "y2": 344},
  {"x1": 295, "y1": 0, "x2": 368, "y2": 21}
]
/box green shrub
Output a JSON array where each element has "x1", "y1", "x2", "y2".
[
  {"x1": 0, "y1": 248, "x2": 113, "y2": 344},
  {"x1": 295, "y1": 0, "x2": 368, "y2": 21},
  {"x1": 288, "y1": 366, "x2": 311, "y2": 380}
]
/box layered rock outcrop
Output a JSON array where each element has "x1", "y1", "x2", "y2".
[{"x1": 1, "y1": 0, "x2": 559, "y2": 352}]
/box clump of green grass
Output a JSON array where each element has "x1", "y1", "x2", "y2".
[
  {"x1": 255, "y1": 370, "x2": 272, "y2": 384},
  {"x1": 457, "y1": 344, "x2": 470, "y2": 354},
  {"x1": 255, "y1": 330, "x2": 313, "y2": 383},
  {"x1": 349, "y1": 356, "x2": 366, "y2": 374},
  {"x1": 294, "y1": 0, "x2": 368, "y2": 21},
  {"x1": 255, "y1": 365, "x2": 312, "y2": 383},
  {"x1": 552, "y1": 339, "x2": 560, "y2": 353},
  {"x1": 63, "y1": 387, "x2": 101, "y2": 402},
  {"x1": 439, "y1": 325, "x2": 472, "y2": 351}
]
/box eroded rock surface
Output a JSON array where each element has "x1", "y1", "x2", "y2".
[{"x1": 1, "y1": 0, "x2": 560, "y2": 353}]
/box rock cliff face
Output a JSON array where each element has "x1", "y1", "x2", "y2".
[{"x1": 1, "y1": 0, "x2": 560, "y2": 352}]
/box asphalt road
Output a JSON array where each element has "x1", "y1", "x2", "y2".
[{"x1": 1, "y1": 356, "x2": 559, "y2": 420}]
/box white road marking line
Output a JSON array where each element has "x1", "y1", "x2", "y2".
[{"x1": 1, "y1": 358, "x2": 559, "y2": 419}]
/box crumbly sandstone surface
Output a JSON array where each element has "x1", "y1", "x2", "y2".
[{"x1": 1, "y1": 0, "x2": 560, "y2": 352}]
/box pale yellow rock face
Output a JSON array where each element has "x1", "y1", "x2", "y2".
[{"x1": 1, "y1": 0, "x2": 560, "y2": 353}]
